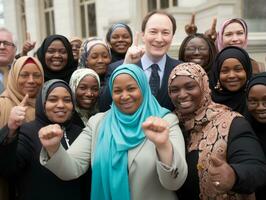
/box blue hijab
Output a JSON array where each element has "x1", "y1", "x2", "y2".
[{"x1": 91, "y1": 64, "x2": 170, "y2": 200}]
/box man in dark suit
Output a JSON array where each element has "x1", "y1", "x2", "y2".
[{"x1": 99, "y1": 10, "x2": 182, "y2": 111}]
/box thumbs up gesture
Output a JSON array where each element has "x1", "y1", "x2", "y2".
[
  {"x1": 208, "y1": 152, "x2": 236, "y2": 193},
  {"x1": 21, "y1": 32, "x2": 36, "y2": 56},
  {"x1": 123, "y1": 32, "x2": 145, "y2": 64},
  {"x1": 8, "y1": 94, "x2": 29, "y2": 134}
]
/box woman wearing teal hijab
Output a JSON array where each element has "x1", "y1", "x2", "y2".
[{"x1": 39, "y1": 64, "x2": 188, "y2": 200}]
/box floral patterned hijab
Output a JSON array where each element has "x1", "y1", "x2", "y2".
[{"x1": 168, "y1": 63, "x2": 251, "y2": 200}]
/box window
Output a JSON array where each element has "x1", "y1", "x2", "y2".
[
  {"x1": 44, "y1": 0, "x2": 55, "y2": 36},
  {"x1": 80, "y1": 0, "x2": 97, "y2": 38},
  {"x1": 17, "y1": 0, "x2": 27, "y2": 41},
  {"x1": 148, "y1": 0, "x2": 178, "y2": 11},
  {"x1": 243, "y1": 0, "x2": 266, "y2": 32}
]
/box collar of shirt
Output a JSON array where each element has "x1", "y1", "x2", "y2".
[{"x1": 141, "y1": 54, "x2": 166, "y2": 86}]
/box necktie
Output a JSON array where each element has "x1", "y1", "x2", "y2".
[{"x1": 149, "y1": 64, "x2": 160, "y2": 96}]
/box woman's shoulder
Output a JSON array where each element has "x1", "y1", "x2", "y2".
[
  {"x1": 228, "y1": 115, "x2": 254, "y2": 139},
  {"x1": 87, "y1": 111, "x2": 109, "y2": 126},
  {"x1": 162, "y1": 112, "x2": 179, "y2": 123}
]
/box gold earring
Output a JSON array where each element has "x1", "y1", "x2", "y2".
[{"x1": 214, "y1": 80, "x2": 222, "y2": 91}]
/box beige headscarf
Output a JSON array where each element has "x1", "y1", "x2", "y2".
[
  {"x1": 0, "y1": 56, "x2": 44, "y2": 128},
  {"x1": 69, "y1": 68, "x2": 100, "y2": 125},
  {"x1": 168, "y1": 63, "x2": 254, "y2": 200}
]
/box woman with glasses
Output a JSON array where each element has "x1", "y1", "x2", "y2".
[
  {"x1": 179, "y1": 33, "x2": 217, "y2": 76},
  {"x1": 246, "y1": 72, "x2": 266, "y2": 200}
]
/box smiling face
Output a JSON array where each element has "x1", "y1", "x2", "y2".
[
  {"x1": 45, "y1": 40, "x2": 68, "y2": 71},
  {"x1": 109, "y1": 27, "x2": 132, "y2": 54},
  {"x1": 184, "y1": 37, "x2": 210, "y2": 68},
  {"x1": 112, "y1": 74, "x2": 143, "y2": 114},
  {"x1": 71, "y1": 40, "x2": 82, "y2": 60},
  {"x1": 142, "y1": 13, "x2": 173, "y2": 61},
  {"x1": 17, "y1": 63, "x2": 43, "y2": 98},
  {"x1": 86, "y1": 44, "x2": 111, "y2": 76},
  {"x1": 76, "y1": 75, "x2": 99, "y2": 109},
  {"x1": 45, "y1": 87, "x2": 73, "y2": 123},
  {"x1": 222, "y1": 22, "x2": 246, "y2": 49},
  {"x1": 169, "y1": 75, "x2": 202, "y2": 115},
  {"x1": 247, "y1": 84, "x2": 266, "y2": 123},
  {"x1": 219, "y1": 58, "x2": 247, "y2": 92},
  {"x1": 0, "y1": 31, "x2": 16, "y2": 66}
]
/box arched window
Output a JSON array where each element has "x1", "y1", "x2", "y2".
[{"x1": 80, "y1": 0, "x2": 97, "y2": 37}]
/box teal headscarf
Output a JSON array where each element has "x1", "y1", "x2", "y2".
[{"x1": 91, "y1": 64, "x2": 170, "y2": 200}]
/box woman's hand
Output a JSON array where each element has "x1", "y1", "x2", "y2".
[
  {"x1": 204, "y1": 17, "x2": 217, "y2": 42},
  {"x1": 38, "y1": 124, "x2": 63, "y2": 157},
  {"x1": 185, "y1": 13, "x2": 198, "y2": 35},
  {"x1": 208, "y1": 154, "x2": 236, "y2": 194},
  {"x1": 8, "y1": 94, "x2": 29, "y2": 136},
  {"x1": 142, "y1": 116, "x2": 173, "y2": 166}
]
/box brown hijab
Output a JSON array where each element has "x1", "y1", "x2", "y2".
[
  {"x1": 168, "y1": 63, "x2": 253, "y2": 200},
  {"x1": 0, "y1": 56, "x2": 44, "y2": 128}
]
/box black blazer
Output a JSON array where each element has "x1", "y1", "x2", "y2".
[
  {"x1": 99, "y1": 55, "x2": 182, "y2": 112},
  {"x1": 0, "y1": 122, "x2": 91, "y2": 200}
]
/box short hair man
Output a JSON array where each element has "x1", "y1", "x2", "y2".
[{"x1": 100, "y1": 10, "x2": 182, "y2": 111}]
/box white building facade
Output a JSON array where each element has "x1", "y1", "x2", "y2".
[{"x1": 2, "y1": 0, "x2": 266, "y2": 65}]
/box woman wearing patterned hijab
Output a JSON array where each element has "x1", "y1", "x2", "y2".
[
  {"x1": 36, "y1": 34, "x2": 76, "y2": 83},
  {"x1": 69, "y1": 68, "x2": 100, "y2": 127},
  {"x1": 39, "y1": 64, "x2": 188, "y2": 200},
  {"x1": 168, "y1": 62, "x2": 266, "y2": 200},
  {"x1": 209, "y1": 46, "x2": 252, "y2": 115}
]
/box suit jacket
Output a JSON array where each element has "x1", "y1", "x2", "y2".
[
  {"x1": 99, "y1": 55, "x2": 182, "y2": 112},
  {"x1": 41, "y1": 112, "x2": 188, "y2": 200}
]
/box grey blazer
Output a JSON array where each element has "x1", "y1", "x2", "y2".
[{"x1": 40, "y1": 112, "x2": 188, "y2": 200}]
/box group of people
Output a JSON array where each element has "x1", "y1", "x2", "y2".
[{"x1": 0, "y1": 9, "x2": 265, "y2": 200}]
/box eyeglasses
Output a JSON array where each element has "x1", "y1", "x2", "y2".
[
  {"x1": 0, "y1": 40, "x2": 16, "y2": 47},
  {"x1": 185, "y1": 46, "x2": 208, "y2": 53},
  {"x1": 247, "y1": 100, "x2": 266, "y2": 108}
]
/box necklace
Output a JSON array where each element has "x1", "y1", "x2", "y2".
[{"x1": 62, "y1": 126, "x2": 70, "y2": 149}]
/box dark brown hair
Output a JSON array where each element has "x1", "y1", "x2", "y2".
[{"x1": 141, "y1": 10, "x2": 176, "y2": 35}]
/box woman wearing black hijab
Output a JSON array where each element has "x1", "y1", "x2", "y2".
[
  {"x1": 36, "y1": 35, "x2": 76, "y2": 83},
  {"x1": 0, "y1": 79, "x2": 90, "y2": 200},
  {"x1": 209, "y1": 46, "x2": 252, "y2": 115},
  {"x1": 246, "y1": 72, "x2": 266, "y2": 200}
]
